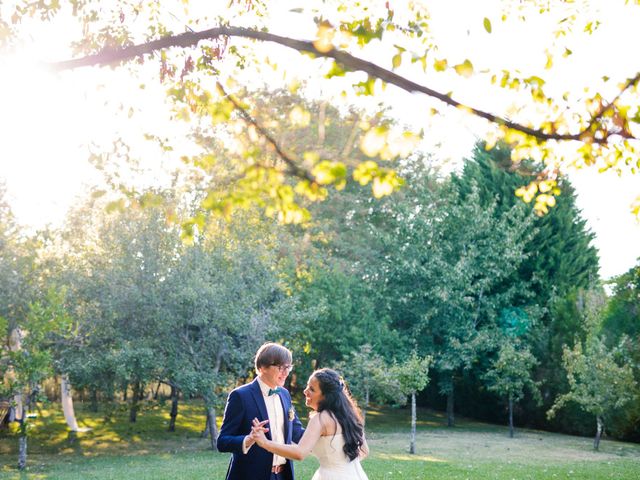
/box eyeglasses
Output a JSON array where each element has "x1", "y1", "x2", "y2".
[{"x1": 272, "y1": 364, "x2": 293, "y2": 373}]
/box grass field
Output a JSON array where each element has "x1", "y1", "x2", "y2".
[{"x1": 1, "y1": 400, "x2": 638, "y2": 479}]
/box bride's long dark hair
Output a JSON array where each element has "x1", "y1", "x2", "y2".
[{"x1": 312, "y1": 368, "x2": 365, "y2": 461}]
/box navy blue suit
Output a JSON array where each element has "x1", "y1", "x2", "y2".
[{"x1": 217, "y1": 379, "x2": 304, "y2": 480}]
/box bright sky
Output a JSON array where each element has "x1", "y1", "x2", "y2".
[{"x1": 0, "y1": 0, "x2": 638, "y2": 279}]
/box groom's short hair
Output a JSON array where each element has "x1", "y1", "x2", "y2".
[{"x1": 255, "y1": 342, "x2": 292, "y2": 372}]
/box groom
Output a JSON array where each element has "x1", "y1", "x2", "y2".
[{"x1": 217, "y1": 342, "x2": 304, "y2": 480}]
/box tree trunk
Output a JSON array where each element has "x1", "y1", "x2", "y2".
[
  {"x1": 168, "y1": 386, "x2": 179, "y2": 432},
  {"x1": 446, "y1": 384, "x2": 455, "y2": 427},
  {"x1": 201, "y1": 416, "x2": 210, "y2": 438},
  {"x1": 123, "y1": 383, "x2": 128, "y2": 402},
  {"x1": 409, "y1": 392, "x2": 417, "y2": 454},
  {"x1": 61, "y1": 375, "x2": 80, "y2": 431},
  {"x1": 362, "y1": 386, "x2": 370, "y2": 426},
  {"x1": 154, "y1": 381, "x2": 162, "y2": 400},
  {"x1": 17, "y1": 419, "x2": 27, "y2": 470},
  {"x1": 129, "y1": 381, "x2": 140, "y2": 423},
  {"x1": 139, "y1": 382, "x2": 146, "y2": 401},
  {"x1": 205, "y1": 407, "x2": 218, "y2": 451},
  {"x1": 508, "y1": 394, "x2": 514, "y2": 438},
  {"x1": 594, "y1": 415, "x2": 604, "y2": 450},
  {"x1": 90, "y1": 388, "x2": 98, "y2": 413}
]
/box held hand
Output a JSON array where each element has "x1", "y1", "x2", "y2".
[
  {"x1": 251, "y1": 426, "x2": 268, "y2": 446},
  {"x1": 251, "y1": 418, "x2": 269, "y2": 446},
  {"x1": 252, "y1": 418, "x2": 269, "y2": 431}
]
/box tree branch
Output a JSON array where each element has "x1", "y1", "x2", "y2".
[
  {"x1": 216, "y1": 82, "x2": 314, "y2": 182},
  {"x1": 584, "y1": 71, "x2": 640, "y2": 137},
  {"x1": 50, "y1": 25, "x2": 637, "y2": 144}
]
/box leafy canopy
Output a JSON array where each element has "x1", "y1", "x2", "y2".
[{"x1": 3, "y1": 0, "x2": 640, "y2": 224}]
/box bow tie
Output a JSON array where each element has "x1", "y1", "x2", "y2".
[{"x1": 268, "y1": 387, "x2": 281, "y2": 396}]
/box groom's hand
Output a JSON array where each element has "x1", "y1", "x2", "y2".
[{"x1": 250, "y1": 418, "x2": 270, "y2": 446}]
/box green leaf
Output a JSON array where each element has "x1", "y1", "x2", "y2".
[
  {"x1": 105, "y1": 199, "x2": 126, "y2": 213},
  {"x1": 354, "y1": 76, "x2": 376, "y2": 96},
  {"x1": 483, "y1": 17, "x2": 492, "y2": 33},
  {"x1": 392, "y1": 53, "x2": 402, "y2": 69},
  {"x1": 326, "y1": 61, "x2": 347, "y2": 78},
  {"x1": 453, "y1": 59, "x2": 474, "y2": 78},
  {"x1": 433, "y1": 58, "x2": 447, "y2": 72}
]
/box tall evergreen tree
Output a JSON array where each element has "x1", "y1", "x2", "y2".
[
  {"x1": 454, "y1": 142, "x2": 599, "y2": 301},
  {"x1": 452, "y1": 142, "x2": 601, "y2": 430}
]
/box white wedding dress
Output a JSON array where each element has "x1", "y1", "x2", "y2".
[{"x1": 310, "y1": 434, "x2": 369, "y2": 480}]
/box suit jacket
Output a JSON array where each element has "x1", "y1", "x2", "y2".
[{"x1": 217, "y1": 378, "x2": 305, "y2": 480}]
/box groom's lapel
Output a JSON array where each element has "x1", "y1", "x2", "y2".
[{"x1": 249, "y1": 379, "x2": 272, "y2": 440}]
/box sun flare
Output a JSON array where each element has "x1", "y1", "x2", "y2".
[{"x1": 0, "y1": 53, "x2": 102, "y2": 228}]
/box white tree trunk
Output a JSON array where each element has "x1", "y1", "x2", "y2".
[
  {"x1": 61, "y1": 375, "x2": 80, "y2": 431},
  {"x1": 410, "y1": 392, "x2": 417, "y2": 454},
  {"x1": 18, "y1": 430, "x2": 27, "y2": 470},
  {"x1": 13, "y1": 393, "x2": 23, "y2": 424},
  {"x1": 9, "y1": 329, "x2": 24, "y2": 422}
]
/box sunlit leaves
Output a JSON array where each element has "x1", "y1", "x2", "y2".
[
  {"x1": 197, "y1": 164, "x2": 316, "y2": 225},
  {"x1": 268, "y1": 200, "x2": 311, "y2": 224},
  {"x1": 353, "y1": 161, "x2": 404, "y2": 198},
  {"x1": 372, "y1": 171, "x2": 404, "y2": 198},
  {"x1": 631, "y1": 195, "x2": 640, "y2": 220},
  {"x1": 392, "y1": 53, "x2": 402, "y2": 69},
  {"x1": 583, "y1": 20, "x2": 601, "y2": 34},
  {"x1": 433, "y1": 58, "x2": 448, "y2": 72},
  {"x1": 105, "y1": 199, "x2": 127, "y2": 214},
  {"x1": 353, "y1": 76, "x2": 377, "y2": 96},
  {"x1": 516, "y1": 179, "x2": 560, "y2": 215},
  {"x1": 325, "y1": 61, "x2": 347, "y2": 79},
  {"x1": 313, "y1": 21, "x2": 335, "y2": 53},
  {"x1": 353, "y1": 160, "x2": 381, "y2": 185},
  {"x1": 453, "y1": 59, "x2": 474, "y2": 78},
  {"x1": 483, "y1": 17, "x2": 492, "y2": 33},
  {"x1": 289, "y1": 106, "x2": 311, "y2": 127},
  {"x1": 545, "y1": 50, "x2": 554, "y2": 69},
  {"x1": 391, "y1": 44, "x2": 406, "y2": 70},
  {"x1": 138, "y1": 192, "x2": 164, "y2": 209},
  {"x1": 411, "y1": 53, "x2": 428, "y2": 72},
  {"x1": 533, "y1": 193, "x2": 557, "y2": 215},
  {"x1": 14, "y1": 0, "x2": 640, "y2": 229},
  {"x1": 359, "y1": 125, "x2": 421, "y2": 160},
  {"x1": 360, "y1": 126, "x2": 388, "y2": 157},
  {"x1": 340, "y1": 16, "x2": 384, "y2": 47},
  {"x1": 311, "y1": 160, "x2": 347, "y2": 188},
  {"x1": 180, "y1": 213, "x2": 205, "y2": 245},
  {"x1": 165, "y1": 80, "x2": 421, "y2": 226},
  {"x1": 294, "y1": 180, "x2": 328, "y2": 201}
]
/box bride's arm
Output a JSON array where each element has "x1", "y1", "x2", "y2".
[{"x1": 253, "y1": 413, "x2": 323, "y2": 461}]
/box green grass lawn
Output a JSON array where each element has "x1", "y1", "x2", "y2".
[{"x1": 1, "y1": 400, "x2": 638, "y2": 479}]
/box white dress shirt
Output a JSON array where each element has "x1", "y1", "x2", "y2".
[{"x1": 243, "y1": 377, "x2": 287, "y2": 467}]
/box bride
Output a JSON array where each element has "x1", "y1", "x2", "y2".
[{"x1": 250, "y1": 368, "x2": 369, "y2": 480}]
